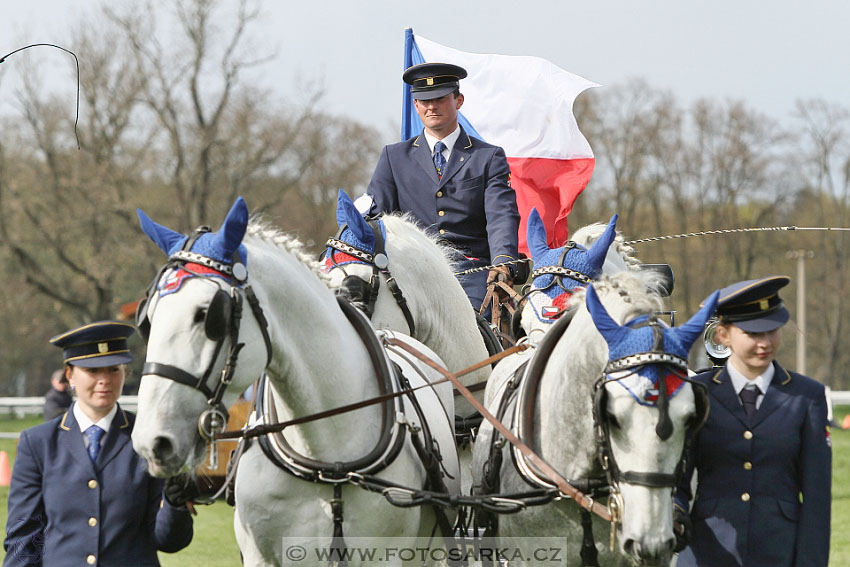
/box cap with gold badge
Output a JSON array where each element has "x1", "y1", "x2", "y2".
[
  {"x1": 403, "y1": 62, "x2": 468, "y2": 100},
  {"x1": 49, "y1": 320, "x2": 136, "y2": 367},
  {"x1": 713, "y1": 276, "x2": 790, "y2": 333}
]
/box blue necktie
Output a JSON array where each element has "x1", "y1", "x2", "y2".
[
  {"x1": 433, "y1": 141, "x2": 447, "y2": 177},
  {"x1": 739, "y1": 386, "x2": 761, "y2": 418},
  {"x1": 85, "y1": 425, "x2": 105, "y2": 462}
]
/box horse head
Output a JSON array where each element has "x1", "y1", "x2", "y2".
[
  {"x1": 585, "y1": 284, "x2": 719, "y2": 563},
  {"x1": 322, "y1": 190, "x2": 409, "y2": 330},
  {"x1": 132, "y1": 197, "x2": 271, "y2": 477},
  {"x1": 519, "y1": 208, "x2": 619, "y2": 338}
]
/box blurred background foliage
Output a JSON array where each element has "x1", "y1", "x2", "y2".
[{"x1": 0, "y1": 0, "x2": 848, "y2": 395}]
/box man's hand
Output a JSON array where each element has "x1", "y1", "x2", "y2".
[
  {"x1": 673, "y1": 505, "x2": 692, "y2": 553},
  {"x1": 487, "y1": 265, "x2": 514, "y2": 301}
]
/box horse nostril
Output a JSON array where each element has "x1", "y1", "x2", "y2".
[{"x1": 152, "y1": 436, "x2": 175, "y2": 462}]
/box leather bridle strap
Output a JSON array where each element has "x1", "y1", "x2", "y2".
[
  {"x1": 385, "y1": 337, "x2": 614, "y2": 523},
  {"x1": 142, "y1": 362, "x2": 216, "y2": 400}
]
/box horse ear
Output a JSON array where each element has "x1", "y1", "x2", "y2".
[
  {"x1": 586, "y1": 214, "x2": 618, "y2": 275},
  {"x1": 669, "y1": 290, "x2": 720, "y2": 349},
  {"x1": 137, "y1": 208, "x2": 187, "y2": 255},
  {"x1": 527, "y1": 208, "x2": 550, "y2": 260},
  {"x1": 337, "y1": 189, "x2": 374, "y2": 248},
  {"x1": 336, "y1": 189, "x2": 353, "y2": 227},
  {"x1": 586, "y1": 283, "x2": 630, "y2": 347},
  {"x1": 212, "y1": 197, "x2": 250, "y2": 257}
]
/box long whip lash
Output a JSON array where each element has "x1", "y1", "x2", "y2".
[
  {"x1": 625, "y1": 226, "x2": 850, "y2": 245},
  {"x1": 0, "y1": 43, "x2": 81, "y2": 149}
]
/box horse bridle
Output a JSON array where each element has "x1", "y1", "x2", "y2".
[
  {"x1": 591, "y1": 316, "x2": 709, "y2": 493},
  {"x1": 511, "y1": 242, "x2": 595, "y2": 338},
  {"x1": 325, "y1": 219, "x2": 416, "y2": 336},
  {"x1": 136, "y1": 226, "x2": 273, "y2": 441}
]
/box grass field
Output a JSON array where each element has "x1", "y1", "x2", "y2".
[{"x1": 0, "y1": 409, "x2": 847, "y2": 565}]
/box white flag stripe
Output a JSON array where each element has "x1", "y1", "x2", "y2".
[{"x1": 416, "y1": 36, "x2": 600, "y2": 160}]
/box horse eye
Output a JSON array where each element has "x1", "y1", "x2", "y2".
[
  {"x1": 193, "y1": 308, "x2": 206, "y2": 325},
  {"x1": 606, "y1": 412, "x2": 621, "y2": 429}
]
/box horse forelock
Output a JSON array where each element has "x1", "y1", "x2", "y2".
[
  {"x1": 245, "y1": 217, "x2": 331, "y2": 285},
  {"x1": 589, "y1": 270, "x2": 664, "y2": 323},
  {"x1": 571, "y1": 222, "x2": 641, "y2": 270}
]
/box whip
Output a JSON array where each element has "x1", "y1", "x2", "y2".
[{"x1": 625, "y1": 226, "x2": 850, "y2": 245}]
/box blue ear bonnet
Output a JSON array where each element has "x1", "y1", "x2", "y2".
[
  {"x1": 327, "y1": 221, "x2": 387, "y2": 267},
  {"x1": 527, "y1": 210, "x2": 618, "y2": 299},
  {"x1": 328, "y1": 189, "x2": 386, "y2": 266},
  {"x1": 607, "y1": 317, "x2": 689, "y2": 362},
  {"x1": 137, "y1": 197, "x2": 249, "y2": 268},
  {"x1": 532, "y1": 244, "x2": 599, "y2": 298},
  {"x1": 186, "y1": 232, "x2": 248, "y2": 265}
]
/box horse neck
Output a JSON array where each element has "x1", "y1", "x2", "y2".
[
  {"x1": 251, "y1": 244, "x2": 385, "y2": 460},
  {"x1": 383, "y1": 221, "x2": 490, "y2": 386},
  {"x1": 534, "y1": 308, "x2": 607, "y2": 480}
]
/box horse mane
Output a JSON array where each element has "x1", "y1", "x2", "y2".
[
  {"x1": 574, "y1": 268, "x2": 665, "y2": 320},
  {"x1": 245, "y1": 216, "x2": 331, "y2": 284},
  {"x1": 571, "y1": 221, "x2": 641, "y2": 270},
  {"x1": 380, "y1": 212, "x2": 460, "y2": 272}
]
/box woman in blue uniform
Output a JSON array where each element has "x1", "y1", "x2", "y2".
[
  {"x1": 674, "y1": 276, "x2": 831, "y2": 567},
  {"x1": 4, "y1": 321, "x2": 195, "y2": 567}
]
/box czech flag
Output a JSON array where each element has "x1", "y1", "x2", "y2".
[{"x1": 403, "y1": 29, "x2": 599, "y2": 254}]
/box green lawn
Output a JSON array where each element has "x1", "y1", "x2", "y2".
[{"x1": 0, "y1": 410, "x2": 848, "y2": 565}]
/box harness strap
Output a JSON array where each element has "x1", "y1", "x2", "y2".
[
  {"x1": 619, "y1": 471, "x2": 678, "y2": 487},
  {"x1": 330, "y1": 482, "x2": 348, "y2": 566},
  {"x1": 580, "y1": 508, "x2": 601, "y2": 567},
  {"x1": 386, "y1": 337, "x2": 614, "y2": 523},
  {"x1": 142, "y1": 362, "x2": 216, "y2": 400}
]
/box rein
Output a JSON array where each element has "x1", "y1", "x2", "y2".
[
  {"x1": 385, "y1": 338, "x2": 615, "y2": 524},
  {"x1": 213, "y1": 343, "x2": 529, "y2": 442}
]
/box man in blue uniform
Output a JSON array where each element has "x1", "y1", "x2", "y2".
[
  {"x1": 674, "y1": 276, "x2": 831, "y2": 567},
  {"x1": 362, "y1": 62, "x2": 520, "y2": 309},
  {"x1": 4, "y1": 321, "x2": 195, "y2": 566}
]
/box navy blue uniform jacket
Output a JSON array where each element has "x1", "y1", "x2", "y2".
[
  {"x1": 366, "y1": 128, "x2": 520, "y2": 302},
  {"x1": 4, "y1": 403, "x2": 193, "y2": 566},
  {"x1": 675, "y1": 363, "x2": 831, "y2": 567}
]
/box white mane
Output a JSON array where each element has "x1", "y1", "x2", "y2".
[
  {"x1": 246, "y1": 216, "x2": 330, "y2": 284},
  {"x1": 380, "y1": 212, "x2": 460, "y2": 272}
]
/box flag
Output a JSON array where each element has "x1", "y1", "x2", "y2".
[{"x1": 403, "y1": 29, "x2": 599, "y2": 254}]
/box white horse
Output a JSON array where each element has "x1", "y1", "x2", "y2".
[
  {"x1": 131, "y1": 198, "x2": 460, "y2": 566},
  {"x1": 472, "y1": 270, "x2": 718, "y2": 566},
  {"x1": 324, "y1": 191, "x2": 493, "y2": 407},
  {"x1": 324, "y1": 192, "x2": 495, "y2": 494}
]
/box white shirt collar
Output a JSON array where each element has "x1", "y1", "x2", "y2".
[
  {"x1": 73, "y1": 402, "x2": 118, "y2": 434},
  {"x1": 423, "y1": 125, "x2": 461, "y2": 157},
  {"x1": 726, "y1": 360, "x2": 774, "y2": 396}
]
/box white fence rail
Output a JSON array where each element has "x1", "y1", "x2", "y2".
[{"x1": 0, "y1": 396, "x2": 139, "y2": 418}]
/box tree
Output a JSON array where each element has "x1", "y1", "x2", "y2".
[{"x1": 0, "y1": 0, "x2": 379, "y2": 394}]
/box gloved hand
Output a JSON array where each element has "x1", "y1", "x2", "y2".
[
  {"x1": 486, "y1": 265, "x2": 514, "y2": 300},
  {"x1": 673, "y1": 505, "x2": 692, "y2": 553},
  {"x1": 164, "y1": 472, "x2": 203, "y2": 507}
]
